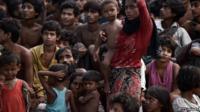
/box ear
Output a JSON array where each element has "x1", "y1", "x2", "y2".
[{"x1": 6, "y1": 32, "x2": 12, "y2": 39}]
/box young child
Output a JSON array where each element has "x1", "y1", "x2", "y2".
[
  {"x1": 0, "y1": 18, "x2": 33, "y2": 85},
  {"x1": 0, "y1": 51, "x2": 31, "y2": 112},
  {"x1": 93, "y1": 0, "x2": 122, "y2": 93},
  {"x1": 146, "y1": 38, "x2": 180, "y2": 92},
  {"x1": 109, "y1": 92, "x2": 140, "y2": 112},
  {"x1": 78, "y1": 70, "x2": 102, "y2": 112},
  {"x1": 143, "y1": 86, "x2": 172, "y2": 112},
  {"x1": 172, "y1": 65, "x2": 200, "y2": 112},
  {"x1": 18, "y1": 0, "x2": 44, "y2": 48},
  {"x1": 38, "y1": 64, "x2": 77, "y2": 112}
]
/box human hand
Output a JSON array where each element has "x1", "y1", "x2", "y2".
[
  {"x1": 78, "y1": 96, "x2": 85, "y2": 103},
  {"x1": 104, "y1": 82, "x2": 111, "y2": 94},
  {"x1": 55, "y1": 71, "x2": 65, "y2": 79},
  {"x1": 93, "y1": 50, "x2": 99, "y2": 62},
  {"x1": 99, "y1": 30, "x2": 107, "y2": 42}
]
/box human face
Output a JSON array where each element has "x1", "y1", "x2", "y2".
[
  {"x1": 42, "y1": 30, "x2": 57, "y2": 46},
  {"x1": 58, "y1": 49, "x2": 74, "y2": 64},
  {"x1": 19, "y1": 2, "x2": 38, "y2": 19},
  {"x1": 143, "y1": 94, "x2": 162, "y2": 112},
  {"x1": 191, "y1": 1, "x2": 200, "y2": 19},
  {"x1": 0, "y1": 29, "x2": 9, "y2": 44},
  {"x1": 83, "y1": 80, "x2": 97, "y2": 92},
  {"x1": 85, "y1": 10, "x2": 100, "y2": 24},
  {"x1": 160, "y1": 4, "x2": 175, "y2": 20},
  {"x1": 109, "y1": 103, "x2": 124, "y2": 112},
  {"x1": 58, "y1": 40, "x2": 70, "y2": 48},
  {"x1": 70, "y1": 76, "x2": 82, "y2": 95},
  {"x1": 103, "y1": 3, "x2": 118, "y2": 22},
  {"x1": 74, "y1": 0, "x2": 87, "y2": 11},
  {"x1": 125, "y1": 0, "x2": 139, "y2": 20},
  {"x1": 0, "y1": 62, "x2": 20, "y2": 81},
  {"x1": 158, "y1": 46, "x2": 172, "y2": 62},
  {"x1": 60, "y1": 8, "x2": 76, "y2": 27}
]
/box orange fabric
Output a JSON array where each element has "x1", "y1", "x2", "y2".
[{"x1": 1, "y1": 79, "x2": 26, "y2": 112}]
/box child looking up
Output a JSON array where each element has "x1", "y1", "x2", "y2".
[
  {"x1": 0, "y1": 50, "x2": 31, "y2": 112},
  {"x1": 146, "y1": 38, "x2": 180, "y2": 92},
  {"x1": 79, "y1": 70, "x2": 102, "y2": 112},
  {"x1": 38, "y1": 64, "x2": 77, "y2": 112}
]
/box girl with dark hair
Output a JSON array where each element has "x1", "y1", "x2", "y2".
[
  {"x1": 143, "y1": 86, "x2": 172, "y2": 112},
  {"x1": 146, "y1": 38, "x2": 180, "y2": 92},
  {"x1": 109, "y1": 0, "x2": 153, "y2": 99}
]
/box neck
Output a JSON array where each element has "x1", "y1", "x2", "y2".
[
  {"x1": 87, "y1": 22, "x2": 100, "y2": 32},
  {"x1": 182, "y1": 91, "x2": 195, "y2": 102},
  {"x1": 2, "y1": 41, "x2": 16, "y2": 51},
  {"x1": 55, "y1": 83, "x2": 65, "y2": 90},
  {"x1": 5, "y1": 78, "x2": 17, "y2": 88},
  {"x1": 44, "y1": 44, "x2": 56, "y2": 53},
  {"x1": 156, "y1": 60, "x2": 169, "y2": 69},
  {"x1": 195, "y1": 16, "x2": 200, "y2": 23},
  {"x1": 21, "y1": 19, "x2": 36, "y2": 27},
  {"x1": 162, "y1": 19, "x2": 174, "y2": 29}
]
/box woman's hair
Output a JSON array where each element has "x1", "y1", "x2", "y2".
[
  {"x1": 110, "y1": 92, "x2": 140, "y2": 112},
  {"x1": 177, "y1": 65, "x2": 200, "y2": 92},
  {"x1": 146, "y1": 86, "x2": 172, "y2": 112}
]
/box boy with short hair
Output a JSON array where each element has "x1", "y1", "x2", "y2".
[
  {"x1": 18, "y1": 0, "x2": 44, "y2": 48},
  {"x1": 59, "y1": 1, "x2": 80, "y2": 33},
  {"x1": 0, "y1": 18, "x2": 33, "y2": 85},
  {"x1": 79, "y1": 70, "x2": 102, "y2": 112},
  {"x1": 31, "y1": 20, "x2": 61, "y2": 101}
]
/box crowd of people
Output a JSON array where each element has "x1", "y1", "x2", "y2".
[{"x1": 0, "y1": 0, "x2": 200, "y2": 112}]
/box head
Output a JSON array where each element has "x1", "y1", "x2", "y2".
[
  {"x1": 160, "y1": 0, "x2": 186, "y2": 22},
  {"x1": 0, "y1": 50, "x2": 21, "y2": 81},
  {"x1": 177, "y1": 65, "x2": 200, "y2": 94},
  {"x1": 58, "y1": 29, "x2": 74, "y2": 48},
  {"x1": 69, "y1": 70, "x2": 85, "y2": 96},
  {"x1": 157, "y1": 38, "x2": 177, "y2": 62},
  {"x1": 72, "y1": 42, "x2": 87, "y2": 59},
  {"x1": 0, "y1": 18, "x2": 20, "y2": 44},
  {"x1": 109, "y1": 93, "x2": 140, "y2": 112},
  {"x1": 101, "y1": 0, "x2": 119, "y2": 22},
  {"x1": 4, "y1": 0, "x2": 22, "y2": 18},
  {"x1": 59, "y1": 1, "x2": 80, "y2": 27},
  {"x1": 48, "y1": 64, "x2": 71, "y2": 85},
  {"x1": 190, "y1": 0, "x2": 200, "y2": 20},
  {"x1": 55, "y1": 47, "x2": 75, "y2": 65},
  {"x1": 74, "y1": 0, "x2": 87, "y2": 11},
  {"x1": 143, "y1": 86, "x2": 171, "y2": 112},
  {"x1": 18, "y1": 0, "x2": 44, "y2": 19},
  {"x1": 122, "y1": 0, "x2": 140, "y2": 35},
  {"x1": 148, "y1": 0, "x2": 164, "y2": 18},
  {"x1": 82, "y1": 70, "x2": 101, "y2": 92},
  {"x1": 84, "y1": 1, "x2": 101, "y2": 24},
  {"x1": 41, "y1": 20, "x2": 61, "y2": 46}
]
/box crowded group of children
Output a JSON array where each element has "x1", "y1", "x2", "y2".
[{"x1": 0, "y1": 0, "x2": 200, "y2": 112}]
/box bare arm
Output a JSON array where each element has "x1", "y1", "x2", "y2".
[
  {"x1": 67, "y1": 91, "x2": 78, "y2": 112},
  {"x1": 38, "y1": 71, "x2": 57, "y2": 104},
  {"x1": 79, "y1": 93, "x2": 95, "y2": 104},
  {"x1": 172, "y1": 63, "x2": 180, "y2": 92},
  {"x1": 21, "y1": 47, "x2": 34, "y2": 85}
]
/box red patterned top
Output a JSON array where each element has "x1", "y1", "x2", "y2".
[{"x1": 111, "y1": 0, "x2": 153, "y2": 68}]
